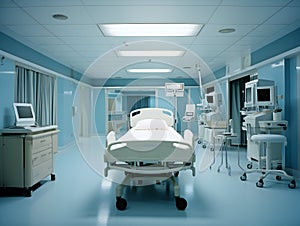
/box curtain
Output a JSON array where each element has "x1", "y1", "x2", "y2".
[
  {"x1": 230, "y1": 80, "x2": 242, "y2": 145},
  {"x1": 230, "y1": 76, "x2": 249, "y2": 146},
  {"x1": 15, "y1": 66, "x2": 57, "y2": 126}
]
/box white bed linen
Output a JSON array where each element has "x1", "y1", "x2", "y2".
[{"x1": 119, "y1": 126, "x2": 182, "y2": 142}]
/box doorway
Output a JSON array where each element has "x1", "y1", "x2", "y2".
[{"x1": 229, "y1": 76, "x2": 250, "y2": 145}]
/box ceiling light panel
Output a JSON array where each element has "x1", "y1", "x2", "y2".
[
  {"x1": 98, "y1": 24, "x2": 203, "y2": 36},
  {"x1": 127, "y1": 69, "x2": 173, "y2": 73},
  {"x1": 116, "y1": 50, "x2": 185, "y2": 57}
]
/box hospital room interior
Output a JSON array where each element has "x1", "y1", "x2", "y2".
[{"x1": 1, "y1": 0, "x2": 300, "y2": 225}]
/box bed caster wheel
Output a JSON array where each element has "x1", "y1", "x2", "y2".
[
  {"x1": 51, "y1": 174, "x2": 56, "y2": 181},
  {"x1": 240, "y1": 173, "x2": 247, "y2": 181},
  {"x1": 174, "y1": 171, "x2": 179, "y2": 177},
  {"x1": 256, "y1": 179, "x2": 264, "y2": 188},
  {"x1": 116, "y1": 197, "x2": 127, "y2": 211},
  {"x1": 198, "y1": 140, "x2": 201, "y2": 144},
  {"x1": 276, "y1": 175, "x2": 281, "y2": 181},
  {"x1": 247, "y1": 163, "x2": 253, "y2": 169},
  {"x1": 288, "y1": 180, "x2": 296, "y2": 189},
  {"x1": 175, "y1": 197, "x2": 187, "y2": 211},
  {"x1": 202, "y1": 144, "x2": 206, "y2": 149}
]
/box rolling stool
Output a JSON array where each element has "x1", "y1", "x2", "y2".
[{"x1": 240, "y1": 134, "x2": 296, "y2": 189}]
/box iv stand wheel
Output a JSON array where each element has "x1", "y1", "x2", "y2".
[
  {"x1": 247, "y1": 163, "x2": 253, "y2": 169},
  {"x1": 256, "y1": 179, "x2": 264, "y2": 188},
  {"x1": 116, "y1": 197, "x2": 127, "y2": 211},
  {"x1": 288, "y1": 180, "x2": 296, "y2": 189},
  {"x1": 175, "y1": 197, "x2": 187, "y2": 210},
  {"x1": 240, "y1": 173, "x2": 247, "y2": 181}
]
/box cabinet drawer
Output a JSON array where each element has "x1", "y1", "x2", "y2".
[
  {"x1": 32, "y1": 148, "x2": 52, "y2": 167},
  {"x1": 32, "y1": 159, "x2": 53, "y2": 185},
  {"x1": 31, "y1": 136, "x2": 52, "y2": 151}
]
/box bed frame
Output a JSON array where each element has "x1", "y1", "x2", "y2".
[{"x1": 104, "y1": 108, "x2": 196, "y2": 211}]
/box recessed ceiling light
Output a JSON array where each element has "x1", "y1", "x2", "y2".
[
  {"x1": 116, "y1": 50, "x2": 185, "y2": 57},
  {"x1": 218, "y1": 28, "x2": 236, "y2": 34},
  {"x1": 127, "y1": 68, "x2": 173, "y2": 73},
  {"x1": 98, "y1": 23, "x2": 203, "y2": 37},
  {"x1": 52, "y1": 14, "x2": 68, "y2": 21}
]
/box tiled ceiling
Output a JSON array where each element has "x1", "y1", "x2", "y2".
[{"x1": 0, "y1": 0, "x2": 300, "y2": 80}]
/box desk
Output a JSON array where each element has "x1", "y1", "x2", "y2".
[{"x1": 0, "y1": 127, "x2": 59, "y2": 196}]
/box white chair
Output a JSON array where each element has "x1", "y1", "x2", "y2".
[{"x1": 240, "y1": 134, "x2": 296, "y2": 188}]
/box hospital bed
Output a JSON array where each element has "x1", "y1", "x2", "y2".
[{"x1": 104, "y1": 108, "x2": 195, "y2": 210}]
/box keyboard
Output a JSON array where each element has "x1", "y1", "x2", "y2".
[
  {"x1": 24, "y1": 125, "x2": 58, "y2": 132},
  {"x1": 1, "y1": 125, "x2": 58, "y2": 134}
]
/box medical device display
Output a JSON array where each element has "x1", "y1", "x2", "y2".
[
  {"x1": 256, "y1": 86, "x2": 275, "y2": 107},
  {"x1": 205, "y1": 92, "x2": 222, "y2": 108},
  {"x1": 104, "y1": 108, "x2": 195, "y2": 211},
  {"x1": 244, "y1": 85, "x2": 255, "y2": 108},
  {"x1": 165, "y1": 83, "x2": 184, "y2": 97},
  {"x1": 243, "y1": 79, "x2": 275, "y2": 110},
  {"x1": 13, "y1": 103, "x2": 36, "y2": 127}
]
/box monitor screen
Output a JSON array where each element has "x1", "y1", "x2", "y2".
[
  {"x1": 256, "y1": 86, "x2": 275, "y2": 107},
  {"x1": 257, "y1": 88, "x2": 270, "y2": 102},
  {"x1": 13, "y1": 103, "x2": 36, "y2": 126},
  {"x1": 245, "y1": 87, "x2": 252, "y2": 103},
  {"x1": 16, "y1": 106, "x2": 34, "y2": 118},
  {"x1": 206, "y1": 86, "x2": 215, "y2": 94},
  {"x1": 206, "y1": 95, "x2": 214, "y2": 104}
]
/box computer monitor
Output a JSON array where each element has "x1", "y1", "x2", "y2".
[
  {"x1": 205, "y1": 92, "x2": 222, "y2": 107},
  {"x1": 256, "y1": 86, "x2": 275, "y2": 107},
  {"x1": 13, "y1": 103, "x2": 36, "y2": 127}
]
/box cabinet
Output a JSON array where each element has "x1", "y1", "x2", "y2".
[{"x1": 0, "y1": 129, "x2": 58, "y2": 196}]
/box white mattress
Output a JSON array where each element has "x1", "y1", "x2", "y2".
[{"x1": 118, "y1": 126, "x2": 183, "y2": 143}]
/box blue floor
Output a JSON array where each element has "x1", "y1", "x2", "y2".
[{"x1": 1, "y1": 139, "x2": 300, "y2": 226}]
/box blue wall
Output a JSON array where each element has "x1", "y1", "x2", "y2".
[
  {"x1": 251, "y1": 28, "x2": 300, "y2": 66},
  {"x1": 93, "y1": 78, "x2": 198, "y2": 87},
  {"x1": 285, "y1": 57, "x2": 299, "y2": 169},
  {"x1": 0, "y1": 58, "x2": 15, "y2": 129},
  {"x1": 0, "y1": 32, "x2": 82, "y2": 81}
]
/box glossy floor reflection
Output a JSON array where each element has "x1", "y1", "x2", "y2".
[{"x1": 1, "y1": 138, "x2": 300, "y2": 226}]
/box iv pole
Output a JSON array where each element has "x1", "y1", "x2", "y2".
[{"x1": 196, "y1": 64, "x2": 205, "y2": 105}]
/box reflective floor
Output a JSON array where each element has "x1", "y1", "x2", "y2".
[{"x1": 1, "y1": 137, "x2": 300, "y2": 226}]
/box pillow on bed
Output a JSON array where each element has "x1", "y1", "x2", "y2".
[{"x1": 135, "y1": 118, "x2": 169, "y2": 130}]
